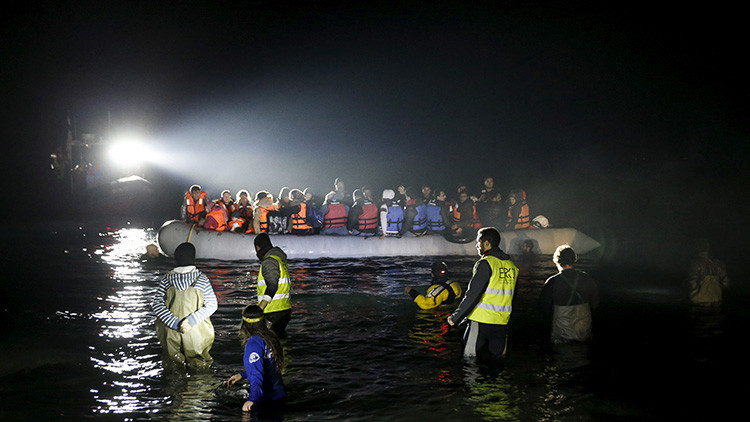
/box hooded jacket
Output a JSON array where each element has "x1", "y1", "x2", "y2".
[{"x1": 256, "y1": 246, "x2": 289, "y2": 306}]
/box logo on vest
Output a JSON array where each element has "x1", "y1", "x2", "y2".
[{"x1": 248, "y1": 352, "x2": 260, "y2": 364}]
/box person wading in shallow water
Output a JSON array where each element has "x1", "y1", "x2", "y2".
[
  {"x1": 227, "y1": 304, "x2": 286, "y2": 414},
  {"x1": 152, "y1": 242, "x2": 217, "y2": 369},
  {"x1": 253, "y1": 233, "x2": 292, "y2": 338},
  {"x1": 448, "y1": 227, "x2": 518, "y2": 360}
]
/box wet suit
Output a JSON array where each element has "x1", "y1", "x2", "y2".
[{"x1": 408, "y1": 279, "x2": 462, "y2": 310}]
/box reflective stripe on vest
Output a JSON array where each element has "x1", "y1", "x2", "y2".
[
  {"x1": 467, "y1": 255, "x2": 518, "y2": 325},
  {"x1": 257, "y1": 254, "x2": 292, "y2": 313}
]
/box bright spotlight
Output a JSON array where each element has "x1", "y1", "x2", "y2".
[{"x1": 108, "y1": 139, "x2": 148, "y2": 168}]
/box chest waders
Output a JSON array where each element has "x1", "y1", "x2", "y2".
[
  {"x1": 155, "y1": 281, "x2": 214, "y2": 369},
  {"x1": 551, "y1": 271, "x2": 592, "y2": 344}
]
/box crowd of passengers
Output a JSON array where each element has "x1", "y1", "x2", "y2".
[{"x1": 181, "y1": 177, "x2": 541, "y2": 241}]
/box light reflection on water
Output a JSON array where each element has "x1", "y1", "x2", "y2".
[{"x1": 1, "y1": 222, "x2": 742, "y2": 421}]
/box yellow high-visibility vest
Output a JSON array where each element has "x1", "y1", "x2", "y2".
[
  {"x1": 257, "y1": 254, "x2": 292, "y2": 313},
  {"x1": 467, "y1": 255, "x2": 518, "y2": 325}
]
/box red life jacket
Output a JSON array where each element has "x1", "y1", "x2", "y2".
[
  {"x1": 291, "y1": 202, "x2": 312, "y2": 230},
  {"x1": 357, "y1": 202, "x2": 379, "y2": 231},
  {"x1": 323, "y1": 203, "x2": 347, "y2": 228},
  {"x1": 185, "y1": 191, "x2": 208, "y2": 223}
]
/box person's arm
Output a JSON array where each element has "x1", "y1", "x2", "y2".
[
  {"x1": 258, "y1": 257, "x2": 280, "y2": 309},
  {"x1": 151, "y1": 277, "x2": 181, "y2": 330},
  {"x1": 183, "y1": 273, "x2": 218, "y2": 329},
  {"x1": 400, "y1": 206, "x2": 416, "y2": 235},
  {"x1": 449, "y1": 260, "x2": 491, "y2": 325},
  {"x1": 538, "y1": 276, "x2": 555, "y2": 315},
  {"x1": 230, "y1": 338, "x2": 266, "y2": 412},
  {"x1": 379, "y1": 205, "x2": 388, "y2": 238},
  {"x1": 347, "y1": 205, "x2": 363, "y2": 231},
  {"x1": 406, "y1": 286, "x2": 444, "y2": 310}
]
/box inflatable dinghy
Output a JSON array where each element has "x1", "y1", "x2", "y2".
[{"x1": 157, "y1": 220, "x2": 601, "y2": 261}]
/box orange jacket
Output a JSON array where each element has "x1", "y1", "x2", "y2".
[{"x1": 185, "y1": 191, "x2": 208, "y2": 223}]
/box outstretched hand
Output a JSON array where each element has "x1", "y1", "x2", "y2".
[{"x1": 227, "y1": 373, "x2": 242, "y2": 387}]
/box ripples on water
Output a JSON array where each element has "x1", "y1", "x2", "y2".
[{"x1": 0, "y1": 222, "x2": 745, "y2": 421}]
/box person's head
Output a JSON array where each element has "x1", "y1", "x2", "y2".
[
  {"x1": 254, "y1": 232, "x2": 272, "y2": 254},
  {"x1": 237, "y1": 189, "x2": 250, "y2": 204},
  {"x1": 189, "y1": 184, "x2": 202, "y2": 201},
  {"x1": 278, "y1": 187, "x2": 290, "y2": 203},
  {"x1": 436, "y1": 190, "x2": 447, "y2": 202},
  {"x1": 334, "y1": 178, "x2": 345, "y2": 192},
  {"x1": 221, "y1": 190, "x2": 231, "y2": 203},
  {"x1": 476, "y1": 227, "x2": 501, "y2": 255},
  {"x1": 421, "y1": 184, "x2": 432, "y2": 198},
  {"x1": 521, "y1": 239, "x2": 534, "y2": 253},
  {"x1": 361, "y1": 186, "x2": 373, "y2": 199},
  {"x1": 352, "y1": 189, "x2": 363, "y2": 202},
  {"x1": 174, "y1": 242, "x2": 196, "y2": 266},
  {"x1": 146, "y1": 243, "x2": 159, "y2": 258},
  {"x1": 382, "y1": 189, "x2": 395, "y2": 201},
  {"x1": 290, "y1": 188, "x2": 305, "y2": 202},
  {"x1": 255, "y1": 190, "x2": 271, "y2": 202},
  {"x1": 553, "y1": 245, "x2": 577, "y2": 271},
  {"x1": 404, "y1": 186, "x2": 418, "y2": 201},
  {"x1": 484, "y1": 177, "x2": 494, "y2": 189},
  {"x1": 431, "y1": 261, "x2": 448, "y2": 280},
  {"x1": 508, "y1": 192, "x2": 517, "y2": 205},
  {"x1": 303, "y1": 188, "x2": 313, "y2": 202},
  {"x1": 239, "y1": 304, "x2": 284, "y2": 371},
  {"x1": 459, "y1": 190, "x2": 469, "y2": 203}
]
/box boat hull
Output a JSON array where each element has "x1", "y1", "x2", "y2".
[{"x1": 157, "y1": 220, "x2": 601, "y2": 261}]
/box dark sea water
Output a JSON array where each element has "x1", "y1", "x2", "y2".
[{"x1": 1, "y1": 220, "x2": 747, "y2": 421}]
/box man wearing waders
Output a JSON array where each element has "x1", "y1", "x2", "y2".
[
  {"x1": 448, "y1": 227, "x2": 518, "y2": 360},
  {"x1": 152, "y1": 242, "x2": 217, "y2": 369},
  {"x1": 539, "y1": 245, "x2": 599, "y2": 343},
  {"x1": 687, "y1": 238, "x2": 730, "y2": 308},
  {"x1": 254, "y1": 233, "x2": 292, "y2": 338}
]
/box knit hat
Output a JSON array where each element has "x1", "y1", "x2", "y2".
[
  {"x1": 382, "y1": 189, "x2": 395, "y2": 200},
  {"x1": 174, "y1": 242, "x2": 196, "y2": 266},
  {"x1": 254, "y1": 232, "x2": 272, "y2": 250}
]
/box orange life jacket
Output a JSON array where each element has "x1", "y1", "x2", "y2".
[
  {"x1": 291, "y1": 202, "x2": 312, "y2": 230},
  {"x1": 216, "y1": 199, "x2": 237, "y2": 221},
  {"x1": 507, "y1": 203, "x2": 530, "y2": 229},
  {"x1": 323, "y1": 203, "x2": 347, "y2": 228},
  {"x1": 185, "y1": 191, "x2": 208, "y2": 223},
  {"x1": 451, "y1": 201, "x2": 481, "y2": 229},
  {"x1": 256, "y1": 205, "x2": 276, "y2": 233},
  {"x1": 204, "y1": 208, "x2": 227, "y2": 231},
  {"x1": 227, "y1": 217, "x2": 246, "y2": 232}
]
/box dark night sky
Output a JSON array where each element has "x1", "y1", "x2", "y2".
[{"x1": 2, "y1": 1, "x2": 747, "y2": 269}]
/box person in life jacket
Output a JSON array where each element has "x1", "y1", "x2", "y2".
[
  {"x1": 320, "y1": 191, "x2": 350, "y2": 236},
  {"x1": 347, "y1": 189, "x2": 379, "y2": 236},
  {"x1": 687, "y1": 238, "x2": 730, "y2": 308},
  {"x1": 538, "y1": 245, "x2": 599, "y2": 344},
  {"x1": 228, "y1": 189, "x2": 254, "y2": 233},
  {"x1": 226, "y1": 304, "x2": 286, "y2": 414},
  {"x1": 426, "y1": 189, "x2": 451, "y2": 234},
  {"x1": 448, "y1": 227, "x2": 518, "y2": 360},
  {"x1": 379, "y1": 189, "x2": 404, "y2": 239},
  {"x1": 267, "y1": 187, "x2": 292, "y2": 235},
  {"x1": 399, "y1": 187, "x2": 428, "y2": 236},
  {"x1": 287, "y1": 188, "x2": 313, "y2": 235},
  {"x1": 405, "y1": 261, "x2": 463, "y2": 310},
  {"x1": 421, "y1": 184, "x2": 434, "y2": 203},
  {"x1": 204, "y1": 203, "x2": 228, "y2": 231},
  {"x1": 477, "y1": 190, "x2": 506, "y2": 228},
  {"x1": 303, "y1": 188, "x2": 324, "y2": 233},
  {"x1": 448, "y1": 189, "x2": 478, "y2": 241},
  {"x1": 254, "y1": 233, "x2": 292, "y2": 338},
  {"x1": 182, "y1": 185, "x2": 209, "y2": 224},
  {"x1": 506, "y1": 189, "x2": 531, "y2": 230},
  {"x1": 152, "y1": 242, "x2": 217, "y2": 370},
  {"x1": 253, "y1": 191, "x2": 277, "y2": 234},
  {"x1": 216, "y1": 190, "x2": 237, "y2": 222}
]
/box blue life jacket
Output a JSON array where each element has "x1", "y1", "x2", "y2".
[
  {"x1": 386, "y1": 205, "x2": 404, "y2": 234},
  {"x1": 412, "y1": 204, "x2": 428, "y2": 231},
  {"x1": 426, "y1": 203, "x2": 446, "y2": 231}
]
